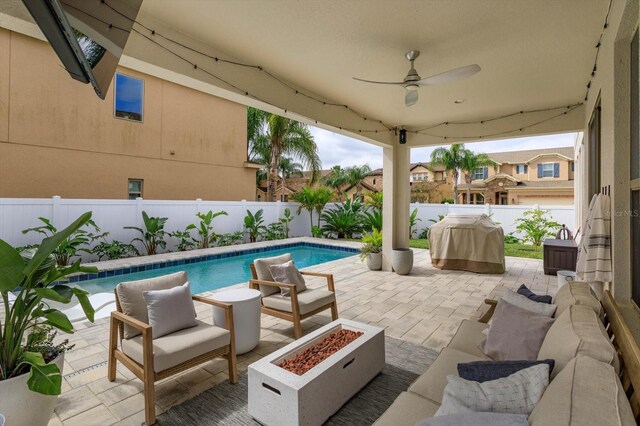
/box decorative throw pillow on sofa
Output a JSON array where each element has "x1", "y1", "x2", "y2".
[
  {"x1": 457, "y1": 359, "x2": 555, "y2": 382},
  {"x1": 269, "y1": 260, "x2": 307, "y2": 297},
  {"x1": 416, "y1": 412, "x2": 528, "y2": 426},
  {"x1": 502, "y1": 289, "x2": 556, "y2": 317},
  {"x1": 481, "y1": 299, "x2": 555, "y2": 360},
  {"x1": 436, "y1": 363, "x2": 549, "y2": 416},
  {"x1": 143, "y1": 282, "x2": 197, "y2": 339},
  {"x1": 517, "y1": 284, "x2": 553, "y2": 304}
]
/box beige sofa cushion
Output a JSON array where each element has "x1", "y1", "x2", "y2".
[
  {"x1": 373, "y1": 391, "x2": 440, "y2": 426},
  {"x1": 553, "y1": 282, "x2": 602, "y2": 319},
  {"x1": 121, "y1": 320, "x2": 230, "y2": 372},
  {"x1": 116, "y1": 271, "x2": 190, "y2": 338},
  {"x1": 262, "y1": 288, "x2": 335, "y2": 315},
  {"x1": 538, "y1": 304, "x2": 619, "y2": 378},
  {"x1": 446, "y1": 320, "x2": 491, "y2": 359},
  {"x1": 408, "y1": 347, "x2": 484, "y2": 404},
  {"x1": 502, "y1": 289, "x2": 557, "y2": 317},
  {"x1": 253, "y1": 253, "x2": 292, "y2": 297},
  {"x1": 529, "y1": 356, "x2": 635, "y2": 426}
]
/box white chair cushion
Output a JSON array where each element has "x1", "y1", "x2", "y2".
[
  {"x1": 116, "y1": 271, "x2": 190, "y2": 339},
  {"x1": 262, "y1": 288, "x2": 335, "y2": 315},
  {"x1": 143, "y1": 282, "x2": 197, "y2": 339},
  {"x1": 253, "y1": 253, "x2": 292, "y2": 297},
  {"x1": 121, "y1": 320, "x2": 230, "y2": 372}
]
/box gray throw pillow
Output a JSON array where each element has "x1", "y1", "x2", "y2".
[
  {"x1": 416, "y1": 412, "x2": 528, "y2": 426},
  {"x1": 457, "y1": 359, "x2": 555, "y2": 382},
  {"x1": 253, "y1": 253, "x2": 292, "y2": 297},
  {"x1": 436, "y1": 364, "x2": 549, "y2": 416},
  {"x1": 502, "y1": 289, "x2": 556, "y2": 317},
  {"x1": 143, "y1": 282, "x2": 197, "y2": 339},
  {"x1": 269, "y1": 260, "x2": 307, "y2": 296},
  {"x1": 481, "y1": 299, "x2": 554, "y2": 360}
]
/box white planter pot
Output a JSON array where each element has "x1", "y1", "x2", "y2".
[
  {"x1": 366, "y1": 252, "x2": 382, "y2": 270},
  {"x1": 392, "y1": 248, "x2": 413, "y2": 275},
  {"x1": 0, "y1": 353, "x2": 64, "y2": 426}
]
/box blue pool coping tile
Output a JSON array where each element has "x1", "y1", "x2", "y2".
[{"x1": 57, "y1": 242, "x2": 359, "y2": 286}]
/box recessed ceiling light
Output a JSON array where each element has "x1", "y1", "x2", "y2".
[{"x1": 454, "y1": 99, "x2": 466, "y2": 104}]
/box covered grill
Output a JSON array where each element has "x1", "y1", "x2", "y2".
[{"x1": 429, "y1": 214, "x2": 505, "y2": 274}]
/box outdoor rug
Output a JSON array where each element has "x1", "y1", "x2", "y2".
[{"x1": 157, "y1": 336, "x2": 440, "y2": 425}]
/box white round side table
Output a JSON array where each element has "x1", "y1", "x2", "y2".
[{"x1": 211, "y1": 288, "x2": 261, "y2": 355}]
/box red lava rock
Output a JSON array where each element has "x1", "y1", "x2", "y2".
[{"x1": 278, "y1": 329, "x2": 364, "y2": 375}]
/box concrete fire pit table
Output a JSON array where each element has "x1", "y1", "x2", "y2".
[{"x1": 248, "y1": 319, "x2": 385, "y2": 426}]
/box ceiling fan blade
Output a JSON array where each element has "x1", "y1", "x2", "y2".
[
  {"x1": 405, "y1": 89, "x2": 418, "y2": 107},
  {"x1": 417, "y1": 64, "x2": 481, "y2": 86},
  {"x1": 353, "y1": 77, "x2": 406, "y2": 85}
]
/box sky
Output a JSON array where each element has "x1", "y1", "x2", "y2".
[{"x1": 309, "y1": 127, "x2": 577, "y2": 170}]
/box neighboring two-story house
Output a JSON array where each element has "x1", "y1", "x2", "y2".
[
  {"x1": 457, "y1": 147, "x2": 575, "y2": 205},
  {"x1": 366, "y1": 162, "x2": 453, "y2": 203}
]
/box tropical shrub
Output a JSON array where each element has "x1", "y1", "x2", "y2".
[
  {"x1": 321, "y1": 198, "x2": 365, "y2": 239},
  {"x1": 441, "y1": 198, "x2": 454, "y2": 204},
  {"x1": 125, "y1": 211, "x2": 168, "y2": 255},
  {"x1": 217, "y1": 231, "x2": 244, "y2": 246},
  {"x1": 291, "y1": 187, "x2": 316, "y2": 232},
  {"x1": 263, "y1": 222, "x2": 286, "y2": 241},
  {"x1": 21, "y1": 217, "x2": 104, "y2": 266},
  {"x1": 514, "y1": 209, "x2": 561, "y2": 246},
  {"x1": 311, "y1": 225, "x2": 323, "y2": 238},
  {"x1": 93, "y1": 238, "x2": 140, "y2": 260},
  {"x1": 362, "y1": 209, "x2": 382, "y2": 232},
  {"x1": 409, "y1": 208, "x2": 421, "y2": 239},
  {"x1": 187, "y1": 210, "x2": 228, "y2": 249},
  {"x1": 280, "y1": 208, "x2": 294, "y2": 238},
  {"x1": 504, "y1": 234, "x2": 521, "y2": 244},
  {"x1": 170, "y1": 230, "x2": 196, "y2": 251},
  {"x1": 359, "y1": 228, "x2": 382, "y2": 261},
  {"x1": 0, "y1": 212, "x2": 97, "y2": 395},
  {"x1": 364, "y1": 192, "x2": 383, "y2": 211},
  {"x1": 244, "y1": 209, "x2": 265, "y2": 243}
]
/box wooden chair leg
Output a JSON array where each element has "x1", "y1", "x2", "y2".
[
  {"x1": 142, "y1": 331, "x2": 156, "y2": 425},
  {"x1": 107, "y1": 316, "x2": 118, "y2": 382},
  {"x1": 331, "y1": 302, "x2": 339, "y2": 320},
  {"x1": 227, "y1": 350, "x2": 238, "y2": 384},
  {"x1": 293, "y1": 318, "x2": 303, "y2": 339}
]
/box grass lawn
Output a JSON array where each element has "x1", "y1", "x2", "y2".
[{"x1": 407, "y1": 239, "x2": 543, "y2": 259}]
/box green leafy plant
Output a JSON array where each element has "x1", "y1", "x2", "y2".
[
  {"x1": 321, "y1": 198, "x2": 365, "y2": 239},
  {"x1": 124, "y1": 211, "x2": 168, "y2": 255},
  {"x1": 93, "y1": 238, "x2": 140, "y2": 260},
  {"x1": 409, "y1": 208, "x2": 421, "y2": 239},
  {"x1": 291, "y1": 186, "x2": 333, "y2": 233},
  {"x1": 359, "y1": 228, "x2": 382, "y2": 261},
  {"x1": 504, "y1": 233, "x2": 521, "y2": 244},
  {"x1": 170, "y1": 230, "x2": 196, "y2": 252},
  {"x1": 217, "y1": 231, "x2": 244, "y2": 247},
  {"x1": 187, "y1": 210, "x2": 229, "y2": 249},
  {"x1": 263, "y1": 222, "x2": 286, "y2": 241},
  {"x1": 244, "y1": 209, "x2": 266, "y2": 243},
  {"x1": 311, "y1": 225, "x2": 324, "y2": 238},
  {"x1": 364, "y1": 192, "x2": 383, "y2": 211},
  {"x1": 441, "y1": 198, "x2": 454, "y2": 204},
  {"x1": 514, "y1": 209, "x2": 561, "y2": 247},
  {"x1": 418, "y1": 215, "x2": 445, "y2": 239},
  {"x1": 362, "y1": 209, "x2": 382, "y2": 232},
  {"x1": 279, "y1": 208, "x2": 294, "y2": 238},
  {"x1": 21, "y1": 217, "x2": 104, "y2": 266},
  {"x1": 1, "y1": 212, "x2": 97, "y2": 395},
  {"x1": 24, "y1": 325, "x2": 74, "y2": 364}
]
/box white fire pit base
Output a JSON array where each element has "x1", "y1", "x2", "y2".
[{"x1": 248, "y1": 319, "x2": 385, "y2": 426}]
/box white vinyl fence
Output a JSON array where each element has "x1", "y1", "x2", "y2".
[{"x1": 0, "y1": 197, "x2": 575, "y2": 261}]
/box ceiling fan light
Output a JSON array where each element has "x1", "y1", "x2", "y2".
[{"x1": 405, "y1": 86, "x2": 419, "y2": 107}]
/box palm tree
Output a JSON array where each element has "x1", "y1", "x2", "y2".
[
  {"x1": 460, "y1": 150, "x2": 498, "y2": 204},
  {"x1": 345, "y1": 164, "x2": 371, "y2": 199},
  {"x1": 430, "y1": 144, "x2": 467, "y2": 204},
  {"x1": 278, "y1": 157, "x2": 303, "y2": 201},
  {"x1": 324, "y1": 165, "x2": 348, "y2": 201},
  {"x1": 312, "y1": 186, "x2": 335, "y2": 227},
  {"x1": 290, "y1": 186, "x2": 316, "y2": 232}
]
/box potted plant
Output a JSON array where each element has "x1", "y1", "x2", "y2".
[
  {"x1": 0, "y1": 212, "x2": 97, "y2": 426},
  {"x1": 360, "y1": 228, "x2": 382, "y2": 270}
]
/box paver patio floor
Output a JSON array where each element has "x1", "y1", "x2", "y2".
[{"x1": 48, "y1": 248, "x2": 553, "y2": 426}]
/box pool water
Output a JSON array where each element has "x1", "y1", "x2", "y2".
[{"x1": 74, "y1": 245, "x2": 355, "y2": 295}]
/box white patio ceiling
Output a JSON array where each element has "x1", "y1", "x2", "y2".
[{"x1": 3, "y1": 0, "x2": 606, "y2": 147}]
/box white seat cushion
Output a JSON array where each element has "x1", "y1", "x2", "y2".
[
  {"x1": 121, "y1": 320, "x2": 230, "y2": 372},
  {"x1": 262, "y1": 288, "x2": 335, "y2": 315},
  {"x1": 409, "y1": 347, "x2": 484, "y2": 404},
  {"x1": 446, "y1": 319, "x2": 491, "y2": 359},
  {"x1": 373, "y1": 391, "x2": 440, "y2": 426}
]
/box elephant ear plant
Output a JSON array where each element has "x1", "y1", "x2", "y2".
[{"x1": 0, "y1": 212, "x2": 97, "y2": 395}]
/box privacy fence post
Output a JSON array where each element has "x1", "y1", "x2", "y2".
[
  {"x1": 195, "y1": 198, "x2": 203, "y2": 214},
  {"x1": 136, "y1": 197, "x2": 144, "y2": 228},
  {"x1": 51, "y1": 195, "x2": 61, "y2": 225},
  {"x1": 484, "y1": 203, "x2": 492, "y2": 216}
]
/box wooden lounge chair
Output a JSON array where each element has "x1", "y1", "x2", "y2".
[
  {"x1": 107, "y1": 272, "x2": 237, "y2": 425},
  {"x1": 248, "y1": 253, "x2": 338, "y2": 339}
]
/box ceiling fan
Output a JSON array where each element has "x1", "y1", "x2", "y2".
[{"x1": 353, "y1": 50, "x2": 481, "y2": 107}]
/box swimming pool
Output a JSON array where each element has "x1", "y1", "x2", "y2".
[{"x1": 72, "y1": 243, "x2": 357, "y2": 295}]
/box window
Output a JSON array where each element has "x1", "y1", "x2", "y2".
[
  {"x1": 412, "y1": 172, "x2": 427, "y2": 181},
  {"x1": 632, "y1": 29, "x2": 639, "y2": 181},
  {"x1": 538, "y1": 163, "x2": 558, "y2": 178},
  {"x1": 571, "y1": 162, "x2": 575, "y2": 172},
  {"x1": 515, "y1": 164, "x2": 528, "y2": 174},
  {"x1": 474, "y1": 194, "x2": 485, "y2": 205},
  {"x1": 114, "y1": 73, "x2": 144, "y2": 122},
  {"x1": 373, "y1": 179, "x2": 376, "y2": 185},
  {"x1": 473, "y1": 167, "x2": 487, "y2": 180},
  {"x1": 588, "y1": 101, "x2": 601, "y2": 199},
  {"x1": 128, "y1": 179, "x2": 143, "y2": 199}
]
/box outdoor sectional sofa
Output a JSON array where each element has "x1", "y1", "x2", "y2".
[{"x1": 374, "y1": 283, "x2": 640, "y2": 425}]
